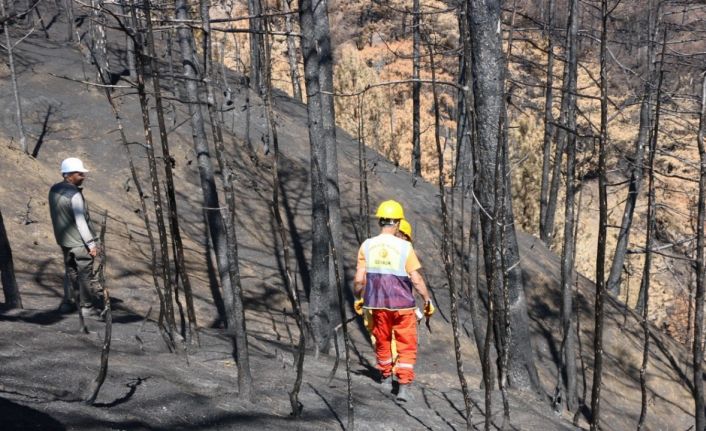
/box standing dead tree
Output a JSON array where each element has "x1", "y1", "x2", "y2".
[
  {"x1": 142, "y1": 0, "x2": 198, "y2": 345},
  {"x1": 1, "y1": 0, "x2": 32, "y2": 154},
  {"x1": 637, "y1": 33, "x2": 664, "y2": 429},
  {"x1": 693, "y1": 70, "x2": 706, "y2": 431},
  {"x1": 130, "y1": 1, "x2": 178, "y2": 345},
  {"x1": 426, "y1": 33, "x2": 472, "y2": 430},
  {"x1": 590, "y1": 1, "x2": 610, "y2": 429},
  {"x1": 538, "y1": 0, "x2": 555, "y2": 242},
  {"x1": 198, "y1": 0, "x2": 252, "y2": 398},
  {"x1": 298, "y1": 0, "x2": 329, "y2": 354},
  {"x1": 84, "y1": 211, "x2": 111, "y2": 405},
  {"x1": 542, "y1": 0, "x2": 579, "y2": 247},
  {"x1": 411, "y1": 0, "x2": 421, "y2": 178},
  {"x1": 0, "y1": 208, "x2": 21, "y2": 309},
  {"x1": 467, "y1": 0, "x2": 540, "y2": 392},
  {"x1": 262, "y1": 17, "x2": 306, "y2": 413},
  {"x1": 606, "y1": 1, "x2": 659, "y2": 298}
]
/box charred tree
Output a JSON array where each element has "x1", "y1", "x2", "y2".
[
  {"x1": 555, "y1": 129, "x2": 578, "y2": 412},
  {"x1": 299, "y1": 0, "x2": 332, "y2": 354},
  {"x1": 131, "y1": 2, "x2": 177, "y2": 341},
  {"x1": 590, "y1": 2, "x2": 610, "y2": 429},
  {"x1": 1, "y1": 0, "x2": 28, "y2": 154},
  {"x1": 467, "y1": 0, "x2": 540, "y2": 391},
  {"x1": 607, "y1": 3, "x2": 658, "y2": 297},
  {"x1": 693, "y1": 71, "x2": 706, "y2": 431},
  {"x1": 199, "y1": 0, "x2": 252, "y2": 397},
  {"x1": 426, "y1": 36, "x2": 472, "y2": 430},
  {"x1": 313, "y1": 0, "x2": 344, "y2": 342},
  {"x1": 637, "y1": 41, "x2": 664, "y2": 429},
  {"x1": 283, "y1": 0, "x2": 301, "y2": 101},
  {"x1": 538, "y1": 0, "x2": 555, "y2": 241},
  {"x1": 142, "y1": 0, "x2": 199, "y2": 345},
  {"x1": 543, "y1": 0, "x2": 579, "y2": 246},
  {"x1": 411, "y1": 0, "x2": 421, "y2": 178},
  {"x1": 0, "y1": 208, "x2": 21, "y2": 309},
  {"x1": 247, "y1": 0, "x2": 264, "y2": 92}
]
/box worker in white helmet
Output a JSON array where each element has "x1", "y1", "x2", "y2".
[{"x1": 49, "y1": 158, "x2": 100, "y2": 318}]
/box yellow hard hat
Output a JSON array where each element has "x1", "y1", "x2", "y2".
[
  {"x1": 399, "y1": 219, "x2": 412, "y2": 240},
  {"x1": 375, "y1": 200, "x2": 405, "y2": 220}
]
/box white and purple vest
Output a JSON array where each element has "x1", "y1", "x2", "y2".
[{"x1": 362, "y1": 234, "x2": 416, "y2": 310}]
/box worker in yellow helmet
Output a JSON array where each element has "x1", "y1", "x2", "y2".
[
  {"x1": 356, "y1": 218, "x2": 417, "y2": 368},
  {"x1": 353, "y1": 201, "x2": 435, "y2": 402}
]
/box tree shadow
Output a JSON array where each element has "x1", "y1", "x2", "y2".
[
  {"x1": 31, "y1": 104, "x2": 53, "y2": 158},
  {"x1": 0, "y1": 396, "x2": 65, "y2": 430},
  {"x1": 93, "y1": 376, "x2": 148, "y2": 408}
]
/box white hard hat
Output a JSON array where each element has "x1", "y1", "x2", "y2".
[{"x1": 60, "y1": 157, "x2": 89, "y2": 174}]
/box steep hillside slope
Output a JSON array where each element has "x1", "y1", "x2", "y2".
[{"x1": 0, "y1": 5, "x2": 696, "y2": 430}]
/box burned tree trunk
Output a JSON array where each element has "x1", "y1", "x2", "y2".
[
  {"x1": 1, "y1": 0, "x2": 27, "y2": 154},
  {"x1": 247, "y1": 0, "x2": 264, "y2": 92},
  {"x1": 283, "y1": 0, "x2": 301, "y2": 101},
  {"x1": 0, "y1": 208, "x2": 21, "y2": 309},
  {"x1": 411, "y1": 0, "x2": 421, "y2": 178},
  {"x1": 313, "y1": 0, "x2": 344, "y2": 343},
  {"x1": 142, "y1": 0, "x2": 199, "y2": 345},
  {"x1": 538, "y1": 0, "x2": 555, "y2": 242},
  {"x1": 607, "y1": 3, "x2": 658, "y2": 297},
  {"x1": 590, "y1": 2, "x2": 610, "y2": 429},
  {"x1": 543, "y1": 0, "x2": 579, "y2": 247},
  {"x1": 693, "y1": 71, "x2": 706, "y2": 431},
  {"x1": 637, "y1": 46, "x2": 664, "y2": 430},
  {"x1": 199, "y1": 0, "x2": 252, "y2": 397},
  {"x1": 131, "y1": 2, "x2": 177, "y2": 341},
  {"x1": 299, "y1": 0, "x2": 332, "y2": 354},
  {"x1": 467, "y1": 0, "x2": 539, "y2": 391},
  {"x1": 556, "y1": 130, "x2": 578, "y2": 413}
]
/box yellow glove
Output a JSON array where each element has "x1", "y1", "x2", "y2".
[
  {"x1": 354, "y1": 298, "x2": 364, "y2": 316},
  {"x1": 423, "y1": 300, "x2": 435, "y2": 318}
]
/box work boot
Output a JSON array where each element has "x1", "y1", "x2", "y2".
[
  {"x1": 396, "y1": 383, "x2": 414, "y2": 402},
  {"x1": 380, "y1": 376, "x2": 393, "y2": 393},
  {"x1": 58, "y1": 301, "x2": 76, "y2": 314}
]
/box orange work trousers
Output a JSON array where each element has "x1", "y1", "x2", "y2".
[{"x1": 371, "y1": 308, "x2": 417, "y2": 384}]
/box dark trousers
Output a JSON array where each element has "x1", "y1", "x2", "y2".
[{"x1": 61, "y1": 246, "x2": 94, "y2": 308}]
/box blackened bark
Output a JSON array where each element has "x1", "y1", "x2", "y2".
[
  {"x1": 427, "y1": 38, "x2": 472, "y2": 430},
  {"x1": 2, "y1": 0, "x2": 27, "y2": 154},
  {"x1": 411, "y1": 0, "x2": 421, "y2": 178},
  {"x1": 313, "y1": 0, "x2": 343, "y2": 339},
  {"x1": 637, "y1": 48, "x2": 664, "y2": 430},
  {"x1": 692, "y1": 71, "x2": 706, "y2": 431},
  {"x1": 174, "y1": 0, "x2": 241, "y2": 362},
  {"x1": 590, "y1": 2, "x2": 609, "y2": 429},
  {"x1": 357, "y1": 95, "x2": 370, "y2": 240},
  {"x1": 543, "y1": 0, "x2": 579, "y2": 247},
  {"x1": 538, "y1": 0, "x2": 555, "y2": 241},
  {"x1": 247, "y1": 0, "x2": 264, "y2": 92},
  {"x1": 0, "y1": 208, "x2": 21, "y2": 308},
  {"x1": 283, "y1": 0, "x2": 301, "y2": 101},
  {"x1": 557, "y1": 130, "x2": 578, "y2": 412},
  {"x1": 264, "y1": 27, "x2": 306, "y2": 414},
  {"x1": 467, "y1": 0, "x2": 540, "y2": 391},
  {"x1": 607, "y1": 4, "x2": 657, "y2": 297},
  {"x1": 84, "y1": 211, "x2": 110, "y2": 405},
  {"x1": 131, "y1": 4, "x2": 177, "y2": 339},
  {"x1": 299, "y1": 0, "x2": 332, "y2": 354},
  {"x1": 91, "y1": 0, "x2": 109, "y2": 82},
  {"x1": 199, "y1": 0, "x2": 252, "y2": 397},
  {"x1": 143, "y1": 0, "x2": 198, "y2": 345}
]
